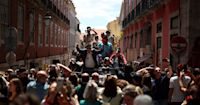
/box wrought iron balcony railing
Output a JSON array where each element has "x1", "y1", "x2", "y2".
[
  {"x1": 122, "y1": 0, "x2": 163, "y2": 28},
  {"x1": 41, "y1": 0, "x2": 70, "y2": 25}
]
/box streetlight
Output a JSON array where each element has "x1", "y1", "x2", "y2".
[
  {"x1": 6, "y1": 51, "x2": 16, "y2": 68},
  {"x1": 44, "y1": 12, "x2": 52, "y2": 26},
  {"x1": 44, "y1": 12, "x2": 52, "y2": 64},
  {"x1": 5, "y1": 27, "x2": 17, "y2": 68}
]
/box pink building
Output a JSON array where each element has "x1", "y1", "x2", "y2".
[
  {"x1": 120, "y1": 0, "x2": 200, "y2": 69},
  {"x1": 0, "y1": 0, "x2": 72, "y2": 70}
]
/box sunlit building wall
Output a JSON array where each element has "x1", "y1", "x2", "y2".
[
  {"x1": 107, "y1": 17, "x2": 121, "y2": 48},
  {"x1": 120, "y1": 0, "x2": 200, "y2": 69}
]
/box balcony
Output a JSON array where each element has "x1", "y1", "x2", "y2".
[
  {"x1": 41, "y1": 0, "x2": 70, "y2": 25},
  {"x1": 122, "y1": 0, "x2": 164, "y2": 28}
]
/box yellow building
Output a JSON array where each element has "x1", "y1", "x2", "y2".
[{"x1": 107, "y1": 17, "x2": 121, "y2": 48}]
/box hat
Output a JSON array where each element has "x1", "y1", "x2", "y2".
[
  {"x1": 82, "y1": 73, "x2": 89, "y2": 77},
  {"x1": 104, "y1": 57, "x2": 109, "y2": 61},
  {"x1": 57, "y1": 63, "x2": 72, "y2": 73},
  {"x1": 92, "y1": 72, "x2": 99, "y2": 77},
  {"x1": 6, "y1": 69, "x2": 14, "y2": 73},
  {"x1": 30, "y1": 68, "x2": 36, "y2": 73}
]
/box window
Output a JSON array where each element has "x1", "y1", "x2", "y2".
[
  {"x1": 129, "y1": 0, "x2": 132, "y2": 11},
  {"x1": 132, "y1": 0, "x2": 134, "y2": 9},
  {"x1": 63, "y1": 30, "x2": 65, "y2": 47},
  {"x1": 59, "y1": 27, "x2": 61, "y2": 47},
  {"x1": 170, "y1": 16, "x2": 179, "y2": 29},
  {"x1": 54, "y1": 24, "x2": 57, "y2": 47},
  {"x1": 57, "y1": 26, "x2": 60, "y2": 47},
  {"x1": 0, "y1": 23, "x2": 7, "y2": 44},
  {"x1": 50, "y1": 21, "x2": 54, "y2": 47},
  {"x1": 146, "y1": 26, "x2": 151, "y2": 45},
  {"x1": 65, "y1": 31, "x2": 68, "y2": 47},
  {"x1": 130, "y1": 34, "x2": 133, "y2": 48},
  {"x1": 124, "y1": 37, "x2": 127, "y2": 49},
  {"x1": 45, "y1": 21, "x2": 49, "y2": 46},
  {"x1": 128, "y1": 36, "x2": 130, "y2": 48},
  {"x1": 59, "y1": 28, "x2": 62, "y2": 47},
  {"x1": 38, "y1": 15, "x2": 43, "y2": 47},
  {"x1": 126, "y1": 0, "x2": 129, "y2": 15},
  {"x1": 29, "y1": 12, "x2": 35, "y2": 43},
  {"x1": 134, "y1": 32, "x2": 137, "y2": 48},
  {"x1": 140, "y1": 30, "x2": 144, "y2": 48},
  {"x1": 156, "y1": 22, "x2": 162, "y2": 33},
  {"x1": 61, "y1": 29, "x2": 64, "y2": 47},
  {"x1": 157, "y1": 36, "x2": 162, "y2": 49},
  {"x1": 0, "y1": 0, "x2": 9, "y2": 45},
  {"x1": 56, "y1": 25, "x2": 59, "y2": 47},
  {"x1": 18, "y1": 1, "x2": 24, "y2": 43},
  {"x1": 64, "y1": 30, "x2": 66, "y2": 47}
]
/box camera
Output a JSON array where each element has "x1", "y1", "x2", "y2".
[{"x1": 57, "y1": 77, "x2": 65, "y2": 91}]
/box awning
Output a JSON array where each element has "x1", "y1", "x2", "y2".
[{"x1": 136, "y1": 54, "x2": 152, "y2": 63}]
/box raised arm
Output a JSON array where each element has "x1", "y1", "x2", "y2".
[
  {"x1": 120, "y1": 53, "x2": 127, "y2": 64},
  {"x1": 92, "y1": 29, "x2": 97, "y2": 35},
  {"x1": 178, "y1": 71, "x2": 188, "y2": 92},
  {"x1": 167, "y1": 66, "x2": 173, "y2": 78},
  {"x1": 109, "y1": 53, "x2": 115, "y2": 64}
]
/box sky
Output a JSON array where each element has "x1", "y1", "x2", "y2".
[{"x1": 73, "y1": 0, "x2": 123, "y2": 32}]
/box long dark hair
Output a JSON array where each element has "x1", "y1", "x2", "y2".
[
  {"x1": 103, "y1": 76, "x2": 117, "y2": 97},
  {"x1": 9, "y1": 78, "x2": 24, "y2": 98},
  {"x1": 11, "y1": 78, "x2": 24, "y2": 94}
]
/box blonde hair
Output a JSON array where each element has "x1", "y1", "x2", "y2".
[{"x1": 122, "y1": 84, "x2": 143, "y2": 98}]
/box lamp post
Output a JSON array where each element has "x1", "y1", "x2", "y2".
[
  {"x1": 44, "y1": 13, "x2": 52, "y2": 26},
  {"x1": 5, "y1": 27, "x2": 17, "y2": 68},
  {"x1": 44, "y1": 12, "x2": 52, "y2": 64}
]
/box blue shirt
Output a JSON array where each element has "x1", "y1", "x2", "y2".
[
  {"x1": 80, "y1": 100, "x2": 102, "y2": 105},
  {"x1": 27, "y1": 81, "x2": 49, "y2": 101},
  {"x1": 151, "y1": 76, "x2": 170, "y2": 100},
  {"x1": 98, "y1": 42, "x2": 113, "y2": 58}
]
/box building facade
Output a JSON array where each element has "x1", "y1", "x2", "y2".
[
  {"x1": 67, "y1": 1, "x2": 81, "y2": 60},
  {"x1": 107, "y1": 17, "x2": 121, "y2": 48},
  {"x1": 0, "y1": 0, "x2": 79, "y2": 70},
  {"x1": 120, "y1": 0, "x2": 200, "y2": 69}
]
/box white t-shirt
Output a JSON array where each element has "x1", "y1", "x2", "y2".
[
  {"x1": 169, "y1": 75, "x2": 191, "y2": 102},
  {"x1": 85, "y1": 52, "x2": 95, "y2": 68},
  {"x1": 99, "y1": 87, "x2": 123, "y2": 105}
]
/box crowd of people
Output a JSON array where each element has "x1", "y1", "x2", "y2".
[
  {"x1": 72, "y1": 26, "x2": 127, "y2": 76},
  {"x1": 0, "y1": 27, "x2": 200, "y2": 105}
]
